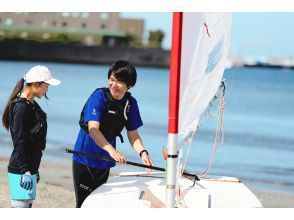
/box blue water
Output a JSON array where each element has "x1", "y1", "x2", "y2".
[{"x1": 0, "y1": 60, "x2": 293, "y2": 194}]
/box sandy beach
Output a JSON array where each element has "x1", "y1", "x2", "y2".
[
  {"x1": 0, "y1": 155, "x2": 75, "y2": 208},
  {"x1": 0, "y1": 154, "x2": 293, "y2": 208}
]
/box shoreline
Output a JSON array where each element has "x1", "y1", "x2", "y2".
[
  {"x1": 1, "y1": 154, "x2": 293, "y2": 208},
  {"x1": 0, "y1": 39, "x2": 170, "y2": 68}
]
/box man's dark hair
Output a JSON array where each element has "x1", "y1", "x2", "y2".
[{"x1": 108, "y1": 60, "x2": 137, "y2": 88}]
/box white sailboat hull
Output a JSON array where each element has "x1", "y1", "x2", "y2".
[{"x1": 81, "y1": 171, "x2": 263, "y2": 208}]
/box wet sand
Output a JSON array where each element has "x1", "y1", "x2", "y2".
[
  {"x1": 0, "y1": 155, "x2": 293, "y2": 208},
  {"x1": 252, "y1": 189, "x2": 294, "y2": 208}
]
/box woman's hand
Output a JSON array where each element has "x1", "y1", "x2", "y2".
[
  {"x1": 20, "y1": 171, "x2": 33, "y2": 190},
  {"x1": 36, "y1": 171, "x2": 40, "y2": 184}
]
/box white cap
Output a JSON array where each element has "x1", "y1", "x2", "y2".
[{"x1": 24, "y1": 65, "x2": 61, "y2": 86}]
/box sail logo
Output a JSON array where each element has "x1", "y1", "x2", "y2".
[
  {"x1": 203, "y1": 22, "x2": 211, "y2": 37},
  {"x1": 205, "y1": 37, "x2": 224, "y2": 74}
]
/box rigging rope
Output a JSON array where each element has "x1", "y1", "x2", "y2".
[
  {"x1": 175, "y1": 132, "x2": 195, "y2": 207},
  {"x1": 199, "y1": 88, "x2": 225, "y2": 177},
  {"x1": 176, "y1": 82, "x2": 226, "y2": 181}
]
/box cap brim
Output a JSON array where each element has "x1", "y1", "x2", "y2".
[{"x1": 44, "y1": 78, "x2": 61, "y2": 86}]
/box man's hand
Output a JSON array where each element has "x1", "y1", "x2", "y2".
[
  {"x1": 88, "y1": 121, "x2": 126, "y2": 164},
  {"x1": 108, "y1": 148, "x2": 126, "y2": 164},
  {"x1": 140, "y1": 150, "x2": 154, "y2": 174}
]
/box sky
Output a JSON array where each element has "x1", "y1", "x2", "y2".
[{"x1": 121, "y1": 12, "x2": 294, "y2": 59}]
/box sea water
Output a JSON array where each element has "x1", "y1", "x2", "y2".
[{"x1": 0, "y1": 60, "x2": 293, "y2": 194}]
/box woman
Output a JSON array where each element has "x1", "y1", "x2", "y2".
[
  {"x1": 73, "y1": 60, "x2": 154, "y2": 207},
  {"x1": 2, "y1": 65, "x2": 61, "y2": 208}
]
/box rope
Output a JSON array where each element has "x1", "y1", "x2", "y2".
[
  {"x1": 175, "y1": 132, "x2": 195, "y2": 207},
  {"x1": 180, "y1": 132, "x2": 195, "y2": 176},
  {"x1": 176, "y1": 84, "x2": 226, "y2": 179},
  {"x1": 199, "y1": 89, "x2": 225, "y2": 177}
]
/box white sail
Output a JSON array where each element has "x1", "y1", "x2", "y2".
[{"x1": 179, "y1": 13, "x2": 232, "y2": 140}]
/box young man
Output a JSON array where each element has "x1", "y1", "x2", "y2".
[{"x1": 72, "y1": 60, "x2": 154, "y2": 208}]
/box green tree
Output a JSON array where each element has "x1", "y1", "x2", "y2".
[
  {"x1": 126, "y1": 33, "x2": 143, "y2": 48},
  {"x1": 148, "y1": 29, "x2": 164, "y2": 48}
]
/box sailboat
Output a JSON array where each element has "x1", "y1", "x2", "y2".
[{"x1": 80, "y1": 12, "x2": 263, "y2": 208}]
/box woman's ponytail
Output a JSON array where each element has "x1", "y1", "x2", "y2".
[{"x1": 2, "y1": 78, "x2": 25, "y2": 130}]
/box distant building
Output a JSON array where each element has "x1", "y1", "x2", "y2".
[
  {"x1": 0, "y1": 12, "x2": 144, "y2": 47},
  {"x1": 119, "y1": 18, "x2": 144, "y2": 41}
]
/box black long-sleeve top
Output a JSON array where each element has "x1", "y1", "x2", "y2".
[{"x1": 8, "y1": 97, "x2": 47, "y2": 175}]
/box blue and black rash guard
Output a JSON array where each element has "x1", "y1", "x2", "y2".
[
  {"x1": 8, "y1": 97, "x2": 47, "y2": 175},
  {"x1": 73, "y1": 88, "x2": 143, "y2": 169}
]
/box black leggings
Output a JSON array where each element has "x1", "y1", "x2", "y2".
[{"x1": 72, "y1": 160, "x2": 110, "y2": 208}]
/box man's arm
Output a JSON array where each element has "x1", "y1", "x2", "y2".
[
  {"x1": 88, "y1": 120, "x2": 126, "y2": 163},
  {"x1": 127, "y1": 130, "x2": 154, "y2": 172},
  {"x1": 127, "y1": 129, "x2": 145, "y2": 154}
]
